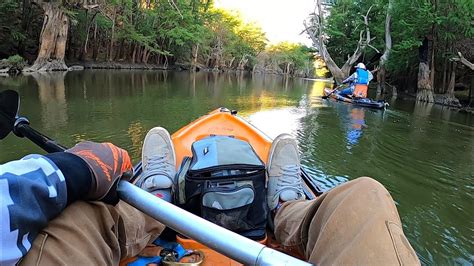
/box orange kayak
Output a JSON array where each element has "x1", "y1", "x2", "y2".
[{"x1": 124, "y1": 108, "x2": 322, "y2": 265}]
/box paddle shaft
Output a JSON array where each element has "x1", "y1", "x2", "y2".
[
  {"x1": 119, "y1": 181, "x2": 311, "y2": 265},
  {"x1": 322, "y1": 84, "x2": 344, "y2": 99},
  {"x1": 12, "y1": 120, "x2": 311, "y2": 266}
]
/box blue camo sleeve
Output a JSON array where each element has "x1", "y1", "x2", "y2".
[
  {"x1": 0, "y1": 155, "x2": 67, "y2": 266},
  {"x1": 343, "y1": 73, "x2": 356, "y2": 84}
]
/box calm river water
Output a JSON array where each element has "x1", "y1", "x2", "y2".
[{"x1": 0, "y1": 71, "x2": 472, "y2": 264}]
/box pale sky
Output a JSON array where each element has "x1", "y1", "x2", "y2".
[{"x1": 214, "y1": 0, "x2": 315, "y2": 46}]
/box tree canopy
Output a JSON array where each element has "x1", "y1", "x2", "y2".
[
  {"x1": 0, "y1": 0, "x2": 315, "y2": 76},
  {"x1": 307, "y1": 0, "x2": 473, "y2": 101}
]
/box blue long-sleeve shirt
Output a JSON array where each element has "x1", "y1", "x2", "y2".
[
  {"x1": 343, "y1": 70, "x2": 373, "y2": 84},
  {"x1": 0, "y1": 153, "x2": 91, "y2": 265}
]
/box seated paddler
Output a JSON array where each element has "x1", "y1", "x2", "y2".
[{"x1": 338, "y1": 62, "x2": 374, "y2": 98}]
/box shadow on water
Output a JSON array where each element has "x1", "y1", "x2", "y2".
[{"x1": 0, "y1": 71, "x2": 472, "y2": 264}]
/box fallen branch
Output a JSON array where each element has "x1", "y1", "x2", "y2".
[{"x1": 452, "y1": 52, "x2": 474, "y2": 71}]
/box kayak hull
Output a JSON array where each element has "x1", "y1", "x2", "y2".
[
  {"x1": 126, "y1": 108, "x2": 322, "y2": 266},
  {"x1": 324, "y1": 88, "x2": 387, "y2": 109}
]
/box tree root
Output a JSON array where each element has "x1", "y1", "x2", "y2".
[
  {"x1": 24, "y1": 59, "x2": 68, "y2": 72},
  {"x1": 416, "y1": 89, "x2": 434, "y2": 103},
  {"x1": 439, "y1": 94, "x2": 462, "y2": 108}
]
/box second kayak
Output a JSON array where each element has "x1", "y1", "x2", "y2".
[{"x1": 324, "y1": 88, "x2": 388, "y2": 109}]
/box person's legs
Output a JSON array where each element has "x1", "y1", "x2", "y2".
[
  {"x1": 21, "y1": 127, "x2": 176, "y2": 265},
  {"x1": 20, "y1": 200, "x2": 165, "y2": 265},
  {"x1": 138, "y1": 127, "x2": 176, "y2": 202},
  {"x1": 266, "y1": 134, "x2": 305, "y2": 210},
  {"x1": 266, "y1": 134, "x2": 419, "y2": 265},
  {"x1": 274, "y1": 177, "x2": 420, "y2": 265},
  {"x1": 338, "y1": 85, "x2": 354, "y2": 97}
]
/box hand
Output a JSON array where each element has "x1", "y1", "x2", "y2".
[{"x1": 67, "y1": 141, "x2": 132, "y2": 204}]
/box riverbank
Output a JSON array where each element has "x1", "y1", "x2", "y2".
[
  {"x1": 386, "y1": 90, "x2": 474, "y2": 113},
  {"x1": 1, "y1": 64, "x2": 471, "y2": 111},
  {"x1": 0, "y1": 60, "x2": 318, "y2": 78}
]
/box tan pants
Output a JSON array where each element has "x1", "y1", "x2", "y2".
[{"x1": 21, "y1": 177, "x2": 419, "y2": 265}]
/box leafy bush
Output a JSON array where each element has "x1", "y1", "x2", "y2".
[{"x1": 6, "y1": 55, "x2": 26, "y2": 68}]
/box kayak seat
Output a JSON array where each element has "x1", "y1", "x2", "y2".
[{"x1": 353, "y1": 84, "x2": 368, "y2": 98}]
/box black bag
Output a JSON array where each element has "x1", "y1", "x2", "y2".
[{"x1": 175, "y1": 135, "x2": 268, "y2": 240}]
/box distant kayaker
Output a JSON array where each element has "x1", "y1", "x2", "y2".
[
  {"x1": 339, "y1": 63, "x2": 378, "y2": 98},
  {"x1": 1, "y1": 128, "x2": 419, "y2": 265}
]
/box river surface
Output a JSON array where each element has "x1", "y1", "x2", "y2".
[{"x1": 0, "y1": 71, "x2": 472, "y2": 264}]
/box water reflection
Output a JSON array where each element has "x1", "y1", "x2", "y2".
[
  {"x1": 345, "y1": 108, "x2": 366, "y2": 148},
  {"x1": 0, "y1": 72, "x2": 472, "y2": 264},
  {"x1": 28, "y1": 72, "x2": 68, "y2": 129}
]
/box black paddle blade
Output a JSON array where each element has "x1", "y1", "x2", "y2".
[{"x1": 0, "y1": 90, "x2": 20, "y2": 139}]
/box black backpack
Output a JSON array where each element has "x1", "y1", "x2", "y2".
[{"x1": 174, "y1": 135, "x2": 268, "y2": 240}]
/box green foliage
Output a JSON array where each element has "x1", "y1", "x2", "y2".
[
  {"x1": 7, "y1": 55, "x2": 25, "y2": 65},
  {"x1": 202, "y1": 8, "x2": 267, "y2": 66},
  {"x1": 3, "y1": 54, "x2": 27, "y2": 69},
  {"x1": 0, "y1": 0, "x2": 24, "y2": 44},
  {"x1": 324, "y1": 0, "x2": 387, "y2": 66},
  {"x1": 267, "y1": 42, "x2": 315, "y2": 70},
  {"x1": 319, "y1": 0, "x2": 473, "y2": 84}
]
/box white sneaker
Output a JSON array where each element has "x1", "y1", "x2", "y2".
[
  {"x1": 267, "y1": 133, "x2": 305, "y2": 210},
  {"x1": 139, "y1": 127, "x2": 176, "y2": 201}
]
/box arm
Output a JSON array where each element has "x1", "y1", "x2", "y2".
[
  {"x1": 1, "y1": 142, "x2": 131, "y2": 265},
  {"x1": 343, "y1": 73, "x2": 357, "y2": 84},
  {"x1": 368, "y1": 71, "x2": 374, "y2": 82},
  {"x1": 0, "y1": 153, "x2": 92, "y2": 265}
]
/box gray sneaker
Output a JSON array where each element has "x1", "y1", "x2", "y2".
[
  {"x1": 139, "y1": 127, "x2": 176, "y2": 201},
  {"x1": 267, "y1": 133, "x2": 305, "y2": 210}
]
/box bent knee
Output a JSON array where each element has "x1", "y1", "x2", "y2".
[{"x1": 350, "y1": 177, "x2": 388, "y2": 193}]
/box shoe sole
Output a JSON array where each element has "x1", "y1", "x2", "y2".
[{"x1": 142, "y1": 127, "x2": 176, "y2": 170}]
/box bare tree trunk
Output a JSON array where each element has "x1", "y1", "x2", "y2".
[
  {"x1": 145, "y1": 51, "x2": 151, "y2": 64},
  {"x1": 430, "y1": 0, "x2": 437, "y2": 88},
  {"x1": 92, "y1": 20, "x2": 99, "y2": 61},
  {"x1": 304, "y1": 1, "x2": 376, "y2": 83},
  {"x1": 27, "y1": 2, "x2": 69, "y2": 72},
  {"x1": 441, "y1": 56, "x2": 448, "y2": 93},
  {"x1": 163, "y1": 55, "x2": 168, "y2": 69},
  {"x1": 416, "y1": 62, "x2": 434, "y2": 102},
  {"x1": 108, "y1": 7, "x2": 116, "y2": 62},
  {"x1": 285, "y1": 62, "x2": 292, "y2": 75},
  {"x1": 442, "y1": 61, "x2": 461, "y2": 107},
  {"x1": 237, "y1": 55, "x2": 248, "y2": 71},
  {"x1": 190, "y1": 44, "x2": 199, "y2": 72},
  {"x1": 430, "y1": 37, "x2": 436, "y2": 91},
  {"x1": 79, "y1": 9, "x2": 98, "y2": 61},
  {"x1": 377, "y1": 0, "x2": 392, "y2": 96},
  {"x1": 416, "y1": 36, "x2": 435, "y2": 102},
  {"x1": 132, "y1": 44, "x2": 137, "y2": 64},
  {"x1": 470, "y1": 76, "x2": 474, "y2": 107},
  {"x1": 446, "y1": 62, "x2": 456, "y2": 95},
  {"x1": 141, "y1": 48, "x2": 148, "y2": 64}
]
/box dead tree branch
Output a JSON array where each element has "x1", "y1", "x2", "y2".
[
  {"x1": 303, "y1": 1, "x2": 375, "y2": 83},
  {"x1": 452, "y1": 52, "x2": 474, "y2": 71}
]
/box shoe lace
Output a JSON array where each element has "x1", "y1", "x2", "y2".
[
  {"x1": 274, "y1": 164, "x2": 303, "y2": 200},
  {"x1": 143, "y1": 152, "x2": 174, "y2": 180}
]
